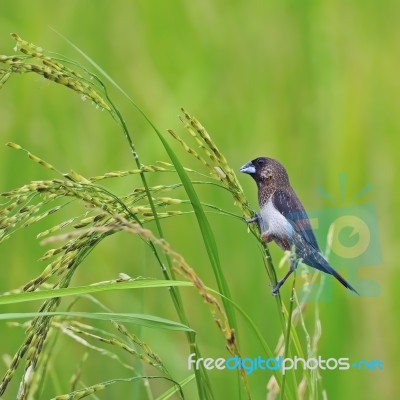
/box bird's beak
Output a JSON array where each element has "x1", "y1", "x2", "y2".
[{"x1": 239, "y1": 161, "x2": 256, "y2": 175}]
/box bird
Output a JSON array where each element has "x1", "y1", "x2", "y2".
[{"x1": 240, "y1": 156, "x2": 358, "y2": 295}]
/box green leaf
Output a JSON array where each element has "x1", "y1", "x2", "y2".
[
  {"x1": 0, "y1": 311, "x2": 193, "y2": 331},
  {"x1": 156, "y1": 374, "x2": 196, "y2": 400},
  {"x1": 0, "y1": 280, "x2": 192, "y2": 305}
]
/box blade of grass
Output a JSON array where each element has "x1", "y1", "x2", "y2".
[
  {"x1": 0, "y1": 311, "x2": 193, "y2": 332},
  {"x1": 281, "y1": 272, "x2": 297, "y2": 400},
  {"x1": 155, "y1": 374, "x2": 195, "y2": 400},
  {"x1": 0, "y1": 280, "x2": 192, "y2": 305}
]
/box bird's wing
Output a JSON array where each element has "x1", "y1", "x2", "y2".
[{"x1": 271, "y1": 189, "x2": 320, "y2": 250}]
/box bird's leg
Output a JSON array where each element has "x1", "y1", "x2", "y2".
[
  {"x1": 271, "y1": 269, "x2": 293, "y2": 295},
  {"x1": 246, "y1": 212, "x2": 265, "y2": 232},
  {"x1": 272, "y1": 251, "x2": 300, "y2": 296}
]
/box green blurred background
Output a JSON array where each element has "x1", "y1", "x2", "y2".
[{"x1": 0, "y1": 1, "x2": 398, "y2": 399}]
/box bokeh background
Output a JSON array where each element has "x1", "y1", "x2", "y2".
[{"x1": 0, "y1": 1, "x2": 398, "y2": 399}]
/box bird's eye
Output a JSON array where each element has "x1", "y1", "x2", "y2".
[{"x1": 257, "y1": 159, "x2": 264, "y2": 166}]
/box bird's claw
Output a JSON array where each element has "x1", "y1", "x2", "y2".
[
  {"x1": 271, "y1": 281, "x2": 283, "y2": 296},
  {"x1": 267, "y1": 281, "x2": 279, "y2": 296},
  {"x1": 246, "y1": 216, "x2": 259, "y2": 224},
  {"x1": 272, "y1": 286, "x2": 280, "y2": 296},
  {"x1": 246, "y1": 212, "x2": 265, "y2": 232}
]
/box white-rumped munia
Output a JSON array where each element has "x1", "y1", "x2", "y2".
[{"x1": 240, "y1": 157, "x2": 358, "y2": 295}]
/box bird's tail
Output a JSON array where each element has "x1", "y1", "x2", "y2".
[
  {"x1": 328, "y1": 266, "x2": 359, "y2": 295},
  {"x1": 302, "y1": 249, "x2": 359, "y2": 295}
]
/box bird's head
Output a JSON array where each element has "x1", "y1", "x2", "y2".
[{"x1": 239, "y1": 157, "x2": 290, "y2": 188}]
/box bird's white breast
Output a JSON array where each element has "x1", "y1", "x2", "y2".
[{"x1": 260, "y1": 199, "x2": 294, "y2": 239}]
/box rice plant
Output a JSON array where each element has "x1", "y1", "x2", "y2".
[{"x1": 0, "y1": 34, "x2": 326, "y2": 399}]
